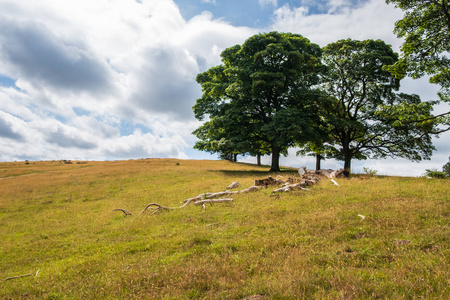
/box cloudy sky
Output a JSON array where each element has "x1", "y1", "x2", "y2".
[{"x1": 0, "y1": 0, "x2": 448, "y2": 176}]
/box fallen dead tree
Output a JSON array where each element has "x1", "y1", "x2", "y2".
[{"x1": 119, "y1": 168, "x2": 345, "y2": 216}]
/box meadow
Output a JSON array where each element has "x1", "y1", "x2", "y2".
[{"x1": 0, "y1": 159, "x2": 448, "y2": 299}]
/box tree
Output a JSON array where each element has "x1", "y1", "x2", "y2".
[
  {"x1": 443, "y1": 156, "x2": 450, "y2": 176},
  {"x1": 193, "y1": 32, "x2": 323, "y2": 172},
  {"x1": 321, "y1": 39, "x2": 439, "y2": 171},
  {"x1": 384, "y1": 0, "x2": 450, "y2": 132},
  {"x1": 385, "y1": 0, "x2": 450, "y2": 97}
]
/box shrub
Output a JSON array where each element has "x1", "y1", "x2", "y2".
[
  {"x1": 362, "y1": 167, "x2": 377, "y2": 176},
  {"x1": 424, "y1": 169, "x2": 447, "y2": 179}
]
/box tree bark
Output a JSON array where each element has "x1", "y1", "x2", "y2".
[
  {"x1": 257, "y1": 153, "x2": 261, "y2": 166},
  {"x1": 233, "y1": 153, "x2": 237, "y2": 162},
  {"x1": 344, "y1": 152, "x2": 352, "y2": 173},
  {"x1": 270, "y1": 146, "x2": 281, "y2": 172},
  {"x1": 315, "y1": 153, "x2": 321, "y2": 170}
]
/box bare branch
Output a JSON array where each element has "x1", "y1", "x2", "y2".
[
  {"x1": 113, "y1": 208, "x2": 132, "y2": 216},
  {"x1": 194, "y1": 198, "x2": 233, "y2": 206},
  {"x1": 4, "y1": 274, "x2": 32, "y2": 281}
]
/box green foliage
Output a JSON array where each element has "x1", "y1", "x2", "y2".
[
  {"x1": 320, "y1": 39, "x2": 437, "y2": 170},
  {"x1": 362, "y1": 167, "x2": 378, "y2": 176},
  {"x1": 385, "y1": 0, "x2": 450, "y2": 98},
  {"x1": 443, "y1": 157, "x2": 450, "y2": 176},
  {"x1": 193, "y1": 32, "x2": 324, "y2": 172},
  {"x1": 424, "y1": 168, "x2": 448, "y2": 178}
]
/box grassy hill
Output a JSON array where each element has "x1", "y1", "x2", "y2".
[{"x1": 1, "y1": 159, "x2": 448, "y2": 299}]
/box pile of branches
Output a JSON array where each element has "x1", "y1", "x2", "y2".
[{"x1": 113, "y1": 168, "x2": 346, "y2": 216}]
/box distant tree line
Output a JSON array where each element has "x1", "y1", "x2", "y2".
[{"x1": 192, "y1": 1, "x2": 449, "y2": 172}]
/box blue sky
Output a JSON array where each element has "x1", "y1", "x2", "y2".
[{"x1": 0, "y1": 0, "x2": 448, "y2": 175}]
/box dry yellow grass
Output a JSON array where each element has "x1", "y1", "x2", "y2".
[{"x1": 0, "y1": 159, "x2": 448, "y2": 299}]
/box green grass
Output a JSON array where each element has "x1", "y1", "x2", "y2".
[{"x1": 1, "y1": 159, "x2": 449, "y2": 299}]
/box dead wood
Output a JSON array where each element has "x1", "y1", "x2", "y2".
[
  {"x1": 4, "y1": 273, "x2": 32, "y2": 281},
  {"x1": 240, "y1": 185, "x2": 261, "y2": 193},
  {"x1": 227, "y1": 181, "x2": 240, "y2": 189},
  {"x1": 113, "y1": 208, "x2": 132, "y2": 215},
  {"x1": 183, "y1": 191, "x2": 238, "y2": 203},
  {"x1": 194, "y1": 198, "x2": 233, "y2": 206},
  {"x1": 255, "y1": 176, "x2": 284, "y2": 187},
  {"x1": 141, "y1": 203, "x2": 176, "y2": 215}
]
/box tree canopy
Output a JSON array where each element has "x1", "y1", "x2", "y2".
[
  {"x1": 385, "y1": 0, "x2": 450, "y2": 98},
  {"x1": 319, "y1": 39, "x2": 438, "y2": 170},
  {"x1": 384, "y1": 0, "x2": 450, "y2": 134},
  {"x1": 193, "y1": 32, "x2": 324, "y2": 172}
]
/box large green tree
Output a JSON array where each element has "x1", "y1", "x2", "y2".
[
  {"x1": 193, "y1": 32, "x2": 323, "y2": 172},
  {"x1": 321, "y1": 39, "x2": 439, "y2": 171},
  {"x1": 385, "y1": 0, "x2": 450, "y2": 97},
  {"x1": 384, "y1": 0, "x2": 450, "y2": 133}
]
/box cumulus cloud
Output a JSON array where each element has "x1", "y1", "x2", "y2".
[
  {"x1": 0, "y1": 111, "x2": 25, "y2": 141},
  {"x1": 271, "y1": 0, "x2": 404, "y2": 48},
  {"x1": 0, "y1": 19, "x2": 113, "y2": 95},
  {"x1": 0, "y1": 0, "x2": 256, "y2": 162}
]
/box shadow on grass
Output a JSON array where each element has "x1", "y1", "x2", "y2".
[{"x1": 213, "y1": 163, "x2": 299, "y2": 178}]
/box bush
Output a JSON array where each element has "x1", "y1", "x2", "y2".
[
  {"x1": 443, "y1": 157, "x2": 450, "y2": 176},
  {"x1": 424, "y1": 169, "x2": 447, "y2": 179},
  {"x1": 362, "y1": 167, "x2": 377, "y2": 176}
]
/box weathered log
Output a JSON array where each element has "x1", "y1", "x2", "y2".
[
  {"x1": 240, "y1": 185, "x2": 261, "y2": 193},
  {"x1": 298, "y1": 166, "x2": 307, "y2": 177},
  {"x1": 227, "y1": 181, "x2": 240, "y2": 189},
  {"x1": 254, "y1": 176, "x2": 283, "y2": 187},
  {"x1": 273, "y1": 183, "x2": 311, "y2": 193},
  {"x1": 331, "y1": 168, "x2": 350, "y2": 178},
  {"x1": 183, "y1": 191, "x2": 238, "y2": 203},
  {"x1": 194, "y1": 198, "x2": 233, "y2": 206}
]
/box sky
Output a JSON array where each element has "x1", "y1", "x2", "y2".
[{"x1": 0, "y1": 0, "x2": 448, "y2": 176}]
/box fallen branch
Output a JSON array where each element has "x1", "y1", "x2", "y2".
[
  {"x1": 141, "y1": 203, "x2": 176, "y2": 215},
  {"x1": 194, "y1": 198, "x2": 233, "y2": 206},
  {"x1": 4, "y1": 273, "x2": 32, "y2": 281},
  {"x1": 227, "y1": 181, "x2": 240, "y2": 189},
  {"x1": 113, "y1": 208, "x2": 132, "y2": 215},
  {"x1": 331, "y1": 179, "x2": 339, "y2": 186},
  {"x1": 240, "y1": 186, "x2": 261, "y2": 193},
  {"x1": 272, "y1": 183, "x2": 311, "y2": 193},
  {"x1": 183, "y1": 191, "x2": 238, "y2": 203}
]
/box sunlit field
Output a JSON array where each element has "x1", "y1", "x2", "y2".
[{"x1": 1, "y1": 159, "x2": 448, "y2": 299}]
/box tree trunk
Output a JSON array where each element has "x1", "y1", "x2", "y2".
[
  {"x1": 344, "y1": 152, "x2": 352, "y2": 173},
  {"x1": 270, "y1": 146, "x2": 281, "y2": 172},
  {"x1": 257, "y1": 153, "x2": 261, "y2": 166},
  {"x1": 315, "y1": 153, "x2": 321, "y2": 170},
  {"x1": 233, "y1": 153, "x2": 237, "y2": 162}
]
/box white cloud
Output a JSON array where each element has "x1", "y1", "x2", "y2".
[
  {"x1": 271, "y1": 0, "x2": 404, "y2": 49},
  {"x1": 202, "y1": 0, "x2": 216, "y2": 4},
  {"x1": 0, "y1": 0, "x2": 256, "y2": 162}
]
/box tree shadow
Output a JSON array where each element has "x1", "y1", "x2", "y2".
[{"x1": 214, "y1": 168, "x2": 299, "y2": 178}]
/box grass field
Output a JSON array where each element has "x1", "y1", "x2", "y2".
[{"x1": 1, "y1": 159, "x2": 449, "y2": 299}]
